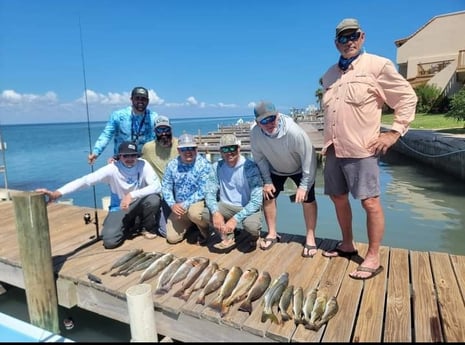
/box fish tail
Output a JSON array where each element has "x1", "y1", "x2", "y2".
[
  {"x1": 220, "y1": 305, "x2": 230, "y2": 318},
  {"x1": 238, "y1": 300, "x2": 252, "y2": 314},
  {"x1": 172, "y1": 288, "x2": 183, "y2": 298},
  {"x1": 261, "y1": 310, "x2": 279, "y2": 324},
  {"x1": 179, "y1": 291, "x2": 191, "y2": 302},
  {"x1": 304, "y1": 322, "x2": 316, "y2": 331},
  {"x1": 281, "y1": 312, "x2": 291, "y2": 322},
  {"x1": 196, "y1": 294, "x2": 205, "y2": 305},
  {"x1": 154, "y1": 287, "x2": 168, "y2": 295},
  {"x1": 208, "y1": 297, "x2": 222, "y2": 312}
]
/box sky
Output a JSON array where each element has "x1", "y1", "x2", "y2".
[{"x1": 1, "y1": 0, "x2": 464, "y2": 125}]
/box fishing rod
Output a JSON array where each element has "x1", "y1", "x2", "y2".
[{"x1": 79, "y1": 17, "x2": 100, "y2": 240}]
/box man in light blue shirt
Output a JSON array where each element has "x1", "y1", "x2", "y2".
[
  {"x1": 203, "y1": 134, "x2": 263, "y2": 253},
  {"x1": 88, "y1": 86, "x2": 158, "y2": 164}
]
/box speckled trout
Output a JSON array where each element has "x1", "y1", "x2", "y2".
[{"x1": 261, "y1": 272, "x2": 289, "y2": 324}]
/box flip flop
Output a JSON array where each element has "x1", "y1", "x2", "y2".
[
  {"x1": 259, "y1": 234, "x2": 281, "y2": 250},
  {"x1": 302, "y1": 244, "x2": 317, "y2": 258},
  {"x1": 349, "y1": 265, "x2": 384, "y2": 280},
  {"x1": 322, "y1": 242, "x2": 358, "y2": 258}
]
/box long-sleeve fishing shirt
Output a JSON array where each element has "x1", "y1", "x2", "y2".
[
  {"x1": 321, "y1": 52, "x2": 418, "y2": 158},
  {"x1": 205, "y1": 155, "x2": 263, "y2": 224},
  {"x1": 162, "y1": 154, "x2": 212, "y2": 210},
  {"x1": 250, "y1": 114, "x2": 317, "y2": 190},
  {"x1": 57, "y1": 159, "x2": 161, "y2": 211},
  {"x1": 92, "y1": 106, "x2": 158, "y2": 156}
]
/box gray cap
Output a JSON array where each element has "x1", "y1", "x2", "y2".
[
  {"x1": 155, "y1": 115, "x2": 171, "y2": 128},
  {"x1": 253, "y1": 101, "x2": 278, "y2": 122},
  {"x1": 177, "y1": 133, "x2": 197, "y2": 148},
  {"x1": 335, "y1": 18, "x2": 360, "y2": 37},
  {"x1": 219, "y1": 134, "x2": 241, "y2": 147}
]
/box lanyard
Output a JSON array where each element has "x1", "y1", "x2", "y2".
[{"x1": 131, "y1": 110, "x2": 148, "y2": 143}]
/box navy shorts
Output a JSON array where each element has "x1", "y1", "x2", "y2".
[
  {"x1": 269, "y1": 172, "x2": 315, "y2": 203},
  {"x1": 323, "y1": 145, "x2": 380, "y2": 200}
]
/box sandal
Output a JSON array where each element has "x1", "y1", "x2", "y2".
[
  {"x1": 302, "y1": 244, "x2": 317, "y2": 258},
  {"x1": 259, "y1": 234, "x2": 281, "y2": 250},
  {"x1": 213, "y1": 238, "x2": 236, "y2": 253}
]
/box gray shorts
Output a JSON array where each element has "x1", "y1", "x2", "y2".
[{"x1": 323, "y1": 145, "x2": 380, "y2": 200}]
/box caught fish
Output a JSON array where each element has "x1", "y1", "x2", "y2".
[
  {"x1": 139, "y1": 253, "x2": 174, "y2": 284},
  {"x1": 220, "y1": 268, "x2": 259, "y2": 317},
  {"x1": 302, "y1": 287, "x2": 318, "y2": 325},
  {"x1": 307, "y1": 293, "x2": 327, "y2": 330},
  {"x1": 154, "y1": 257, "x2": 188, "y2": 295},
  {"x1": 196, "y1": 267, "x2": 229, "y2": 305},
  {"x1": 292, "y1": 286, "x2": 304, "y2": 325},
  {"x1": 177, "y1": 261, "x2": 218, "y2": 301},
  {"x1": 313, "y1": 296, "x2": 339, "y2": 331},
  {"x1": 261, "y1": 272, "x2": 289, "y2": 324},
  {"x1": 208, "y1": 266, "x2": 243, "y2": 312},
  {"x1": 173, "y1": 257, "x2": 210, "y2": 299},
  {"x1": 110, "y1": 251, "x2": 148, "y2": 276},
  {"x1": 123, "y1": 252, "x2": 164, "y2": 275},
  {"x1": 238, "y1": 271, "x2": 271, "y2": 314},
  {"x1": 278, "y1": 285, "x2": 294, "y2": 322},
  {"x1": 101, "y1": 248, "x2": 143, "y2": 275}
]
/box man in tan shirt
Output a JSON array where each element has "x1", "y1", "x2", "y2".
[{"x1": 320, "y1": 18, "x2": 418, "y2": 280}]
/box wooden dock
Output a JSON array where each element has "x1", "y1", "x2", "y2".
[{"x1": 1, "y1": 199, "x2": 465, "y2": 342}]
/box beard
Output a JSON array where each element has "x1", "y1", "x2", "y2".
[{"x1": 157, "y1": 134, "x2": 172, "y2": 147}]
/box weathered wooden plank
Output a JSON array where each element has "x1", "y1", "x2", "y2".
[
  {"x1": 410, "y1": 250, "x2": 443, "y2": 342},
  {"x1": 384, "y1": 247, "x2": 411, "y2": 342},
  {"x1": 430, "y1": 251, "x2": 465, "y2": 342}
]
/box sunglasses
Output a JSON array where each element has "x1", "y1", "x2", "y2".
[
  {"x1": 133, "y1": 96, "x2": 148, "y2": 101},
  {"x1": 155, "y1": 127, "x2": 171, "y2": 134},
  {"x1": 179, "y1": 147, "x2": 196, "y2": 152},
  {"x1": 259, "y1": 115, "x2": 277, "y2": 125},
  {"x1": 220, "y1": 145, "x2": 238, "y2": 154},
  {"x1": 337, "y1": 31, "x2": 361, "y2": 44},
  {"x1": 121, "y1": 154, "x2": 138, "y2": 158}
]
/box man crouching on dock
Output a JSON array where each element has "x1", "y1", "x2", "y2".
[{"x1": 36, "y1": 141, "x2": 162, "y2": 249}]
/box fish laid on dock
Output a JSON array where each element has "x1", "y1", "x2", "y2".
[
  {"x1": 172, "y1": 257, "x2": 210, "y2": 298},
  {"x1": 176, "y1": 261, "x2": 218, "y2": 301},
  {"x1": 313, "y1": 296, "x2": 339, "y2": 331},
  {"x1": 302, "y1": 287, "x2": 318, "y2": 325},
  {"x1": 208, "y1": 266, "x2": 242, "y2": 312},
  {"x1": 101, "y1": 248, "x2": 143, "y2": 275},
  {"x1": 306, "y1": 292, "x2": 327, "y2": 330},
  {"x1": 122, "y1": 252, "x2": 165, "y2": 276},
  {"x1": 110, "y1": 251, "x2": 148, "y2": 276},
  {"x1": 238, "y1": 270, "x2": 271, "y2": 314},
  {"x1": 261, "y1": 272, "x2": 289, "y2": 324},
  {"x1": 220, "y1": 267, "x2": 259, "y2": 317},
  {"x1": 293, "y1": 286, "x2": 304, "y2": 325},
  {"x1": 278, "y1": 284, "x2": 294, "y2": 322},
  {"x1": 196, "y1": 267, "x2": 229, "y2": 305},
  {"x1": 139, "y1": 253, "x2": 175, "y2": 284},
  {"x1": 154, "y1": 257, "x2": 188, "y2": 295}
]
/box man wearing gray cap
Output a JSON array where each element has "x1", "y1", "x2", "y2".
[
  {"x1": 320, "y1": 18, "x2": 417, "y2": 279},
  {"x1": 88, "y1": 86, "x2": 159, "y2": 164},
  {"x1": 250, "y1": 101, "x2": 318, "y2": 257}
]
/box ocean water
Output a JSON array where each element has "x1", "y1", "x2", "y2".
[
  {"x1": 1, "y1": 116, "x2": 465, "y2": 256},
  {"x1": 1, "y1": 116, "x2": 465, "y2": 341}
]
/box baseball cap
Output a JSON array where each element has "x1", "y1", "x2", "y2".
[
  {"x1": 131, "y1": 87, "x2": 149, "y2": 98},
  {"x1": 335, "y1": 18, "x2": 360, "y2": 37},
  {"x1": 118, "y1": 141, "x2": 139, "y2": 155},
  {"x1": 254, "y1": 101, "x2": 278, "y2": 122},
  {"x1": 219, "y1": 134, "x2": 241, "y2": 147},
  {"x1": 177, "y1": 133, "x2": 197, "y2": 148},
  {"x1": 154, "y1": 115, "x2": 171, "y2": 128}
]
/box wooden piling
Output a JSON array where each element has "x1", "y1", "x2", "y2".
[{"x1": 12, "y1": 191, "x2": 60, "y2": 334}]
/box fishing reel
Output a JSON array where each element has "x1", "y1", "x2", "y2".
[{"x1": 83, "y1": 212, "x2": 94, "y2": 225}]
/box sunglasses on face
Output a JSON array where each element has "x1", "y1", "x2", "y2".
[
  {"x1": 133, "y1": 96, "x2": 148, "y2": 102},
  {"x1": 155, "y1": 127, "x2": 171, "y2": 134},
  {"x1": 220, "y1": 145, "x2": 238, "y2": 154},
  {"x1": 121, "y1": 154, "x2": 138, "y2": 158},
  {"x1": 337, "y1": 31, "x2": 361, "y2": 44},
  {"x1": 259, "y1": 115, "x2": 277, "y2": 125},
  {"x1": 179, "y1": 147, "x2": 196, "y2": 152}
]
